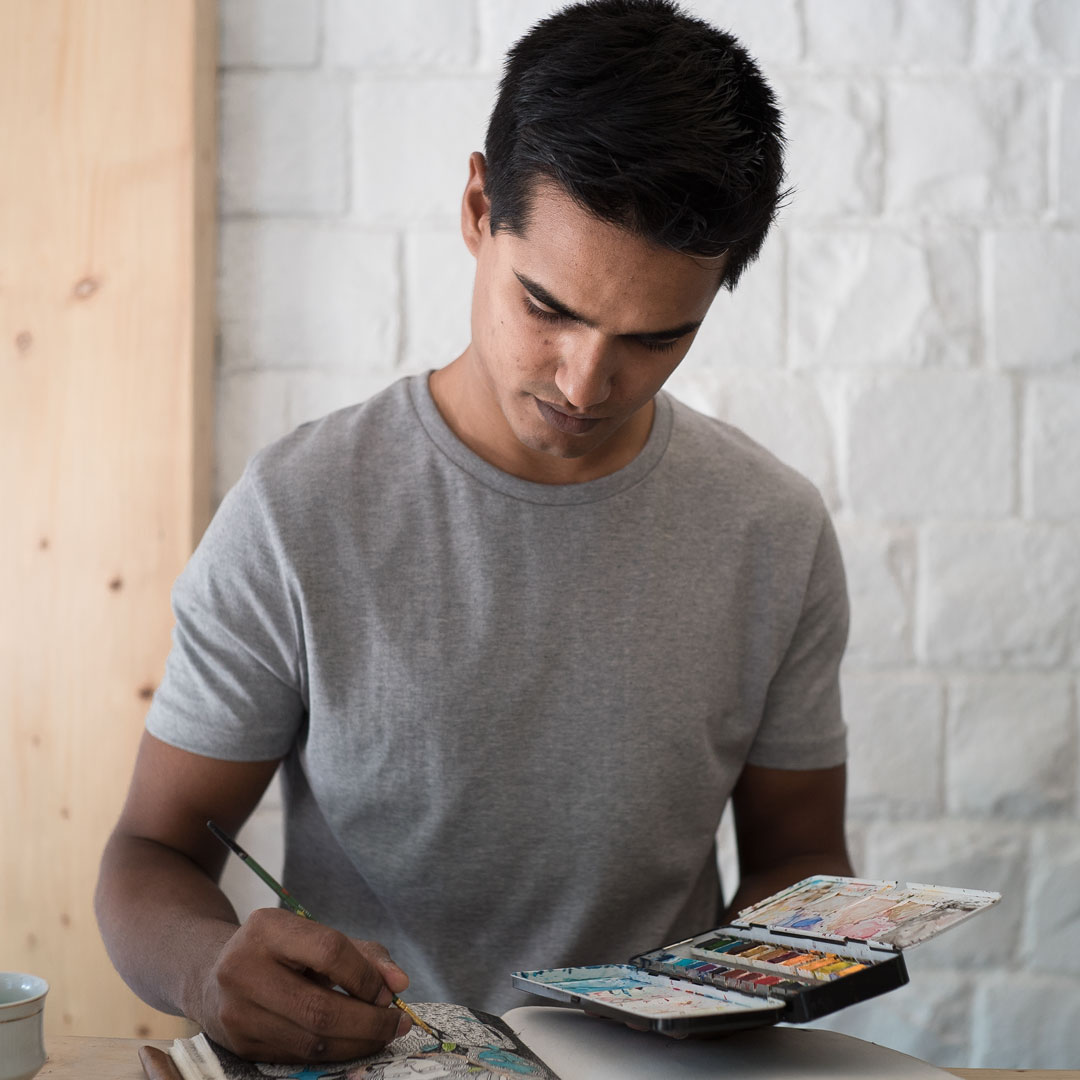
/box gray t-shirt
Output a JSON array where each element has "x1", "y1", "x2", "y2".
[{"x1": 148, "y1": 373, "x2": 848, "y2": 1015}]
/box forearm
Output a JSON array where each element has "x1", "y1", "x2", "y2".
[
  {"x1": 720, "y1": 850, "x2": 854, "y2": 924},
  {"x1": 94, "y1": 831, "x2": 239, "y2": 1017}
]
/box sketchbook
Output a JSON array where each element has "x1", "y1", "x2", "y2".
[
  {"x1": 504, "y1": 1005, "x2": 957, "y2": 1079},
  {"x1": 166, "y1": 1002, "x2": 561, "y2": 1079}
]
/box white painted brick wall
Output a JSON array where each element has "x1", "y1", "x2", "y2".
[
  {"x1": 402, "y1": 230, "x2": 474, "y2": 373},
  {"x1": 1026, "y1": 824, "x2": 1080, "y2": 977},
  {"x1": 990, "y1": 229, "x2": 1080, "y2": 368},
  {"x1": 972, "y1": 0, "x2": 1080, "y2": 67},
  {"x1": 833, "y1": 523, "x2": 915, "y2": 666},
  {"x1": 213, "y1": 0, "x2": 1080, "y2": 1067},
  {"x1": 972, "y1": 972, "x2": 1080, "y2": 1069},
  {"x1": 946, "y1": 675, "x2": 1075, "y2": 817},
  {"x1": 219, "y1": 73, "x2": 349, "y2": 215},
  {"x1": 218, "y1": 221, "x2": 399, "y2": 373},
  {"x1": 803, "y1": 0, "x2": 972, "y2": 68},
  {"x1": 886, "y1": 78, "x2": 1047, "y2": 217},
  {"x1": 920, "y1": 524, "x2": 1080, "y2": 667},
  {"x1": 692, "y1": 0, "x2": 803, "y2": 67},
  {"x1": 841, "y1": 672, "x2": 943, "y2": 818},
  {"x1": 1027, "y1": 378, "x2": 1080, "y2": 519},
  {"x1": 779, "y1": 78, "x2": 883, "y2": 219},
  {"x1": 325, "y1": 0, "x2": 477, "y2": 70},
  {"x1": 846, "y1": 373, "x2": 1015, "y2": 519},
  {"x1": 811, "y1": 966, "x2": 974, "y2": 1066},
  {"x1": 219, "y1": 0, "x2": 321, "y2": 67},
  {"x1": 350, "y1": 77, "x2": 496, "y2": 225},
  {"x1": 685, "y1": 231, "x2": 786, "y2": 368},
  {"x1": 790, "y1": 227, "x2": 978, "y2": 367},
  {"x1": 1061, "y1": 81, "x2": 1080, "y2": 220}
]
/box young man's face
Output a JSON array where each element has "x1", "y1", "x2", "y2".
[{"x1": 445, "y1": 155, "x2": 723, "y2": 483}]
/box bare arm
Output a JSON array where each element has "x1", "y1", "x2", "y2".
[
  {"x1": 722, "y1": 762, "x2": 853, "y2": 921},
  {"x1": 95, "y1": 732, "x2": 408, "y2": 1062}
]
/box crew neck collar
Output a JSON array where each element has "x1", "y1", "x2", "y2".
[{"x1": 408, "y1": 372, "x2": 673, "y2": 505}]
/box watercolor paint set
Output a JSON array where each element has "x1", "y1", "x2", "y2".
[{"x1": 512, "y1": 875, "x2": 1000, "y2": 1034}]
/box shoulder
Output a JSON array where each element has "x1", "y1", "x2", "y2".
[
  {"x1": 254, "y1": 376, "x2": 413, "y2": 477},
  {"x1": 239, "y1": 376, "x2": 421, "y2": 514},
  {"x1": 662, "y1": 392, "x2": 828, "y2": 528}
]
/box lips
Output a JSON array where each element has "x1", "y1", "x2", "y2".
[{"x1": 534, "y1": 397, "x2": 603, "y2": 435}]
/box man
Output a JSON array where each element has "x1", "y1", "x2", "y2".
[{"x1": 96, "y1": 0, "x2": 852, "y2": 1065}]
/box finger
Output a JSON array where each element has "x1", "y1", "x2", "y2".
[
  {"x1": 259, "y1": 914, "x2": 389, "y2": 1007},
  {"x1": 277, "y1": 965, "x2": 405, "y2": 1041},
  {"x1": 214, "y1": 994, "x2": 411, "y2": 1064},
  {"x1": 349, "y1": 939, "x2": 410, "y2": 996},
  {"x1": 249, "y1": 967, "x2": 405, "y2": 1047}
]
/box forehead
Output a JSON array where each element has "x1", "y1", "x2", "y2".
[{"x1": 495, "y1": 183, "x2": 721, "y2": 329}]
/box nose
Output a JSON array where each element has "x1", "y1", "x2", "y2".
[{"x1": 554, "y1": 332, "x2": 614, "y2": 411}]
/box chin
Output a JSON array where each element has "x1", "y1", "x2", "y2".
[{"x1": 521, "y1": 428, "x2": 608, "y2": 461}]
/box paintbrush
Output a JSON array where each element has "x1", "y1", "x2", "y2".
[{"x1": 205, "y1": 819, "x2": 442, "y2": 1043}]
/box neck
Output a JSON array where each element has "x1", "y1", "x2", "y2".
[{"x1": 428, "y1": 353, "x2": 654, "y2": 485}]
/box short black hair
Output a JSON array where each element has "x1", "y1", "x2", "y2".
[{"x1": 484, "y1": 0, "x2": 788, "y2": 290}]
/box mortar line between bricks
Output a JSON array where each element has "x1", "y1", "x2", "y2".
[
  {"x1": 314, "y1": 0, "x2": 326, "y2": 68},
  {"x1": 878, "y1": 72, "x2": 891, "y2": 217},
  {"x1": 938, "y1": 675, "x2": 950, "y2": 819},
  {"x1": 396, "y1": 232, "x2": 408, "y2": 370},
  {"x1": 219, "y1": 213, "x2": 399, "y2": 232},
  {"x1": 793, "y1": 0, "x2": 807, "y2": 63},
  {"x1": 978, "y1": 229, "x2": 994, "y2": 371},
  {"x1": 1074, "y1": 679, "x2": 1080, "y2": 818},
  {"x1": 779, "y1": 230, "x2": 790, "y2": 371},
  {"x1": 342, "y1": 76, "x2": 354, "y2": 218},
  {"x1": 1047, "y1": 78, "x2": 1063, "y2": 222},
  {"x1": 470, "y1": 0, "x2": 481, "y2": 70},
  {"x1": 1016, "y1": 373, "x2": 1031, "y2": 520}
]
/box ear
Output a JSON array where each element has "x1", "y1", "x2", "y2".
[{"x1": 460, "y1": 151, "x2": 490, "y2": 258}]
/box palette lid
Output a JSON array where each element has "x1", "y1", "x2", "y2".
[{"x1": 731, "y1": 875, "x2": 1001, "y2": 951}]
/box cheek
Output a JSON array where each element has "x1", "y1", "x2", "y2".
[
  {"x1": 623, "y1": 351, "x2": 685, "y2": 401},
  {"x1": 506, "y1": 315, "x2": 559, "y2": 373}
]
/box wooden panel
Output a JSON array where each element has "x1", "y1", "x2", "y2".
[{"x1": 0, "y1": 0, "x2": 215, "y2": 1039}]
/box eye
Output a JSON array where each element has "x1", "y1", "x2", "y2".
[
  {"x1": 523, "y1": 294, "x2": 682, "y2": 354},
  {"x1": 639, "y1": 337, "x2": 680, "y2": 354},
  {"x1": 522, "y1": 296, "x2": 567, "y2": 324}
]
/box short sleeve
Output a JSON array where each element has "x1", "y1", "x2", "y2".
[
  {"x1": 146, "y1": 463, "x2": 305, "y2": 761},
  {"x1": 745, "y1": 509, "x2": 849, "y2": 769}
]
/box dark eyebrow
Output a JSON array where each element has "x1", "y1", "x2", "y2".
[{"x1": 513, "y1": 270, "x2": 703, "y2": 342}]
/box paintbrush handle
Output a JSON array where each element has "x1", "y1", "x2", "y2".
[
  {"x1": 138, "y1": 1045, "x2": 184, "y2": 1080},
  {"x1": 391, "y1": 995, "x2": 437, "y2": 1036},
  {"x1": 206, "y1": 819, "x2": 318, "y2": 919}
]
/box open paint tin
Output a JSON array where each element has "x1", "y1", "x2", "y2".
[{"x1": 512, "y1": 875, "x2": 1000, "y2": 1034}]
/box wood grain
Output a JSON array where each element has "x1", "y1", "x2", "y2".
[{"x1": 0, "y1": 0, "x2": 215, "y2": 1040}]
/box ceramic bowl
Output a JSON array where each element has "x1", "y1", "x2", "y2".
[{"x1": 0, "y1": 973, "x2": 48, "y2": 1080}]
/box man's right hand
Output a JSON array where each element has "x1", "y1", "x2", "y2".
[
  {"x1": 95, "y1": 733, "x2": 414, "y2": 1064},
  {"x1": 192, "y1": 908, "x2": 412, "y2": 1063}
]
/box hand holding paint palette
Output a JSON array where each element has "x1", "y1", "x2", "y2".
[{"x1": 512, "y1": 876, "x2": 1000, "y2": 1035}]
